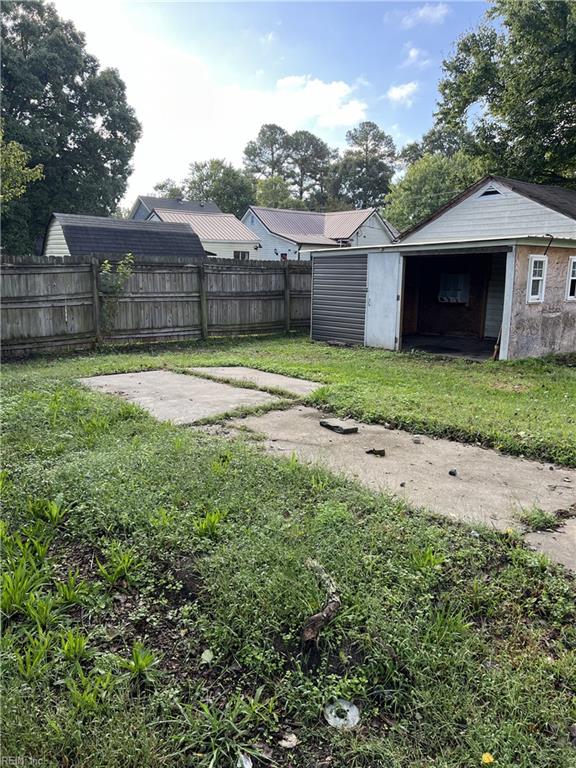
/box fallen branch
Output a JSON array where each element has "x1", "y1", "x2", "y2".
[{"x1": 301, "y1": 558, "x2": 341, "y2": 669}]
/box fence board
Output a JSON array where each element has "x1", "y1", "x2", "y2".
[{"x1": 1, "y1": 257, "x2": 311, "y2": 358}]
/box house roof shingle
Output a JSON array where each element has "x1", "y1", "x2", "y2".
[
  {"x1": 493, "y1": 176, "x2": 576, "y2": 220},
  {"x1": 249, "y1": 206, "x2": 396, "y2": 245},
  {"x1": 398, "y1": 175, "x2": 576, "y2": 241},
  {"x1": 136, "y1": 197, "x2": 222, "y2": 215},
  {"x1": 152, "y1": 209, "x2": 260, "y2": 242},
  {"x1": 50, "y1": 213, "x2": 205, "y2": 259}
]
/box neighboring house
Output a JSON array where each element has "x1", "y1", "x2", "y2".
[
  {"x1": 42, "y1": 213, "x2": 205, "y2": 260},
  {"x1": 145, "y1": 208, "x2": 260, "y2": 260},
  {"x1": 242, "y1": 206, "x2": 398, "y2": 261},
  {"x1": 129, "y1": 196, "x2": 222, "y2": 221},
  {"x1": 308, "y1": 176, "x2": 576, "y2": 360}
]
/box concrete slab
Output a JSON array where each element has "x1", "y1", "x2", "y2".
[
  {"x1": 232, "y1": 406, "x2": 576, "y2": 567},
  {"x1": 188, "y1": 366, "x2": 322, "y2": 397},
  {"x1": 525, "y1": 518, "x2": 576, "y2": 570},
  {"x1": 80, "y1": 370, "x2": 280, "y2": 424}
]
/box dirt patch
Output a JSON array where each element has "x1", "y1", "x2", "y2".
[
  {"x1": 491, "y1": 381, "x2": 532, "y2": 393},
  {"x1": 232, "y1": 406, "x2": 576, "y2": 569}
]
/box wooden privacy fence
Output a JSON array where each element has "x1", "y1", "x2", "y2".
[{"x1": 1, "y1": 257, "x2": 312, "y2": 358}]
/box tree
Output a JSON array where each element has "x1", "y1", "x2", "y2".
[
  {"x1": 0, "y1": 126, "x2": 43, "y2": 203},
  {"x1": 153, "y1": 178, "x2": 185, "y2": 199},
  {"x1": 255, "y1": 176, "x2": 304, "y2": 209},
  {"x1": 286, "y1": 130, "x2": 333, "y2": 200},
  {"x1": 243, "y1": 124, "x2": 290, "y2": 179},
  {"x1": 1, "y1": 0, "x2": 141, "y2": 254},
  {"x1": 399, "y1": 125, "x2": 474, "y2": 167},
  {"x1": 339, "y1": 122, "x2": 396, "y2": 208},
  {"x1": 183, "y1": 159, "x2": 254, "y2": 218},
  {"x1": 384, "y1": 151, "x2": 487, "y2": 232},
  {"x1": 435, "y1": 0, "x2": 576, "y2": 185}
]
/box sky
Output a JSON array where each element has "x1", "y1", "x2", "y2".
[{"x1": 53, "y1": 0, "x2": 488, "y2": 205}]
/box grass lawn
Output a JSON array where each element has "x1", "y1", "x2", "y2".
[
  {"x1": 10, "y1": 334, "x2": 576, "y2": 465},
  {"x1": 2, "y1": 337, "x2": 576, "y2": 767}
]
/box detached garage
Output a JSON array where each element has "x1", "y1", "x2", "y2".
[{"x1": 310, "y1": 176, "x2": 576, "y2": 360}]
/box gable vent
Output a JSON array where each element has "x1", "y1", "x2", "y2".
[{"x1": 480, "y1": 186, "x2": 502, "y2": 198}]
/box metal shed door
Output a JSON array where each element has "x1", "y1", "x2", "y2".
[{"x1": 311, "y1": 254, "x2": 367, "y2": 344}]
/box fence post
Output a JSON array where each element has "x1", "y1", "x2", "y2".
[
  {"x1": 283, "y1": 262, "x2": 291, "y2": 333},
  {"x1": 199, "y1": 263, "x2": 208, "y2": 340},
  {"x1": 91, "y1": 258, "x2": 102, "y2": 344}
]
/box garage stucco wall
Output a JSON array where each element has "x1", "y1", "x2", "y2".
[{"x1": 507, "y1": 245, "x2": 576, "y2": 358}]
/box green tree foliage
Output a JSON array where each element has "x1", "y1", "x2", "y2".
[
  {"x1": 435, "y1": 0, "x2": 576, "y2": 185},
  {"x1": 153, "y1": 178, "x2": 185, "y2": 199},
  {"x1": 0, "y1": 126, "x2": 43, "y2": 203},
  {"x1": 399, "y1": 125, "x2": 474, "y2": 167},
  {"x1": 385, "y1": 152, "x2": 487, "y2": 233},
  {"x1": 1, "y1": 0, "x2": 141, "y2": 254},
  {"x1": 243, "y1": 124, "x2": 290, "y2": 179},
  {"x1": 339, "y1": 121, "x2": 396, "y2": 208},
  {"x1": 255, "y1": 176, "x2": 304, "y2": 209},
  {"x1": 183, "y1": 159, "x2": 255, "y2": 218},
  {"x1": 286, "y1": 130, "x2": 334, "y2": 200}
]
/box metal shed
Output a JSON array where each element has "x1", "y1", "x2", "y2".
[
  {"x1": 310, "y1": 252, "x2": 367, "y2": 344},
  {"x1": 310, "y1": 249, "x2": 403, "y2": 347}
]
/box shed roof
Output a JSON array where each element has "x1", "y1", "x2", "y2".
[
  {"x1": 494, "y1": 177, "x2": 576, "y2": 220},
  {"x1": 49, "y1": 213, "x2": 205, "y2": 259},
  {"x1": 133, "y1": 196, "x2": 222, "y2": 216},
  {"x1": 248, "y1": 206, "x2": 396, "y2": 245},
  {"x1": 152, "y1": 209, "x2": 260, "y2": 242},
  {"x1": 398, "y1": 175, "x2": 576, "y2": 241}
]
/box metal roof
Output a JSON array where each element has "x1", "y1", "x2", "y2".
[
  {"x1": 152, "y1": 210, "x2": 260, "y2": 242},
  {"x1": 50, "y1": 213, "x2": 205, "y2": 259},
  {"x1": 324, "y1": 209, "x2": 377, "y2": 239},
  {"x1": 305, "y1": 233, "x2": 576, "y2": 256},
  {"x1": 136, "y1": 197, "x2": 222, "y2": 214},
  {"x1": 249, "y1": 206, "x2": 394, "y2": 245}
]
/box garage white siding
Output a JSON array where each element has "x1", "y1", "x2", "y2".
[
  {"x1": 311, "y1": 253, "x2": 367, "y2": 344},
  {"x1": 43, "y1": 220, "x2": 71, "y2": 259},
  {"x1": 365, "y1": 252, "x2": 403, "y2": 349},
  {"x1": 401, "y1": 181, "x2": 576, "y2": 244},
  {"x1": 484, "y1": 253, "x2": 506, "y2": 338}
]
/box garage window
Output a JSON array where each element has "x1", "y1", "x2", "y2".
[
  {"x1": 566, "y1": 257, "x2": 576, "y2": 300},
  {"x1": 527, "y1": 255, "x2": 547, "y2": 303},
  {"x1": 233, "y1": 251, "x2": 249, "y2": 261},
  {"x1": 438, "y1": 273, "x2": 469, "y2": 304}
]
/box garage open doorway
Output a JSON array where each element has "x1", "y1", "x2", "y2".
[{"x1": 400, "y1": 251, "x2": 506, "y2": 359}]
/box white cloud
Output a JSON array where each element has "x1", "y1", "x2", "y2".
[
  {"x1": 386, "y1": 81, "x2": 419, "y2": 107},
  {"x1": 401, "y1": 46, "x2": 432, "y2": 69},
  {"x1": 401, "y1": 3, "x2": 449, "y2": 29},
  {"x1": 260, "y1": 30, "x2": 276, "y2": 45},
  {"x1": 52, "y1": 1, "x2": 367, "y2": 204}
]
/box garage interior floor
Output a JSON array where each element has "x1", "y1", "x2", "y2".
[
  {"x1": 79, "y1": 367, "x2": 575, "y2": 570},
  {"x1": 402, "y1": 334, "x2": 495, "y2": 360}
]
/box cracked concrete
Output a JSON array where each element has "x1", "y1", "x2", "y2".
[
  {"x1": 232, "y1": 406, "x2": 576, "y2": 569},
  {"x1": 188, "y1": 366, "x2": 323, "y2": 396},
  {"x1": 79, "y1": 370, "x2": 280, "y2": 424},
  {"x1": 79, "y1": 367, "x2": 575, "y2": 570}
]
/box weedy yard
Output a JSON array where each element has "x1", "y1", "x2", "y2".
[{"x1": 2, "y1": 336, "x2": 575, "y2": 767}]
